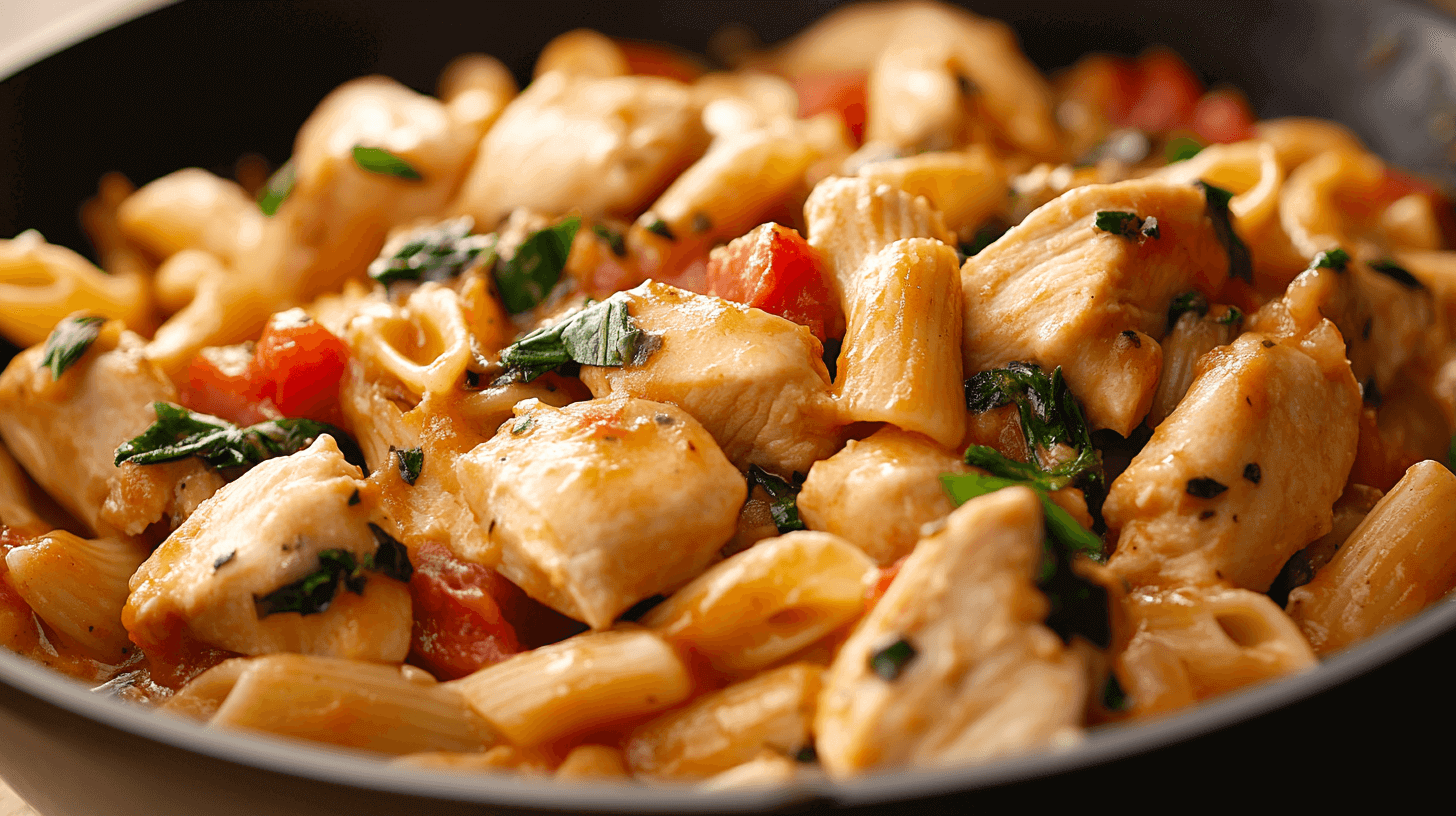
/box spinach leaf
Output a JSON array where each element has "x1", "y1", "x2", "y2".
[
  {"x1": 745, "y1": 466, "x2": 807, "y2": 534},
  {"x1": 1195, "y1": 180, "x2": 1253, "y2": 283},
  {"x1": 257, "y1": 159, "x2": 295, "y2": 216},
  {"x1": 1166, "y1": 136, "x2": 1203, "y2": 163},
  {"x1": 115, "y1": 404, "x2": 363, "y2": 472},
  {"x1": 40, "y1": 315, "x2": 105, "y2": 380},
  {"x1": 963, "y1": 362, "x2": 1103, "y2": 497},
  {"x1": 253, "y1": 549, "x2": 365, "y2": 617},
  {"x1": 494, "y1": 216, "x2": 581, "y2": 313},
  {"x1": 351, "y1": 145, "x2": 423, "y2": 180},
  {"x1": 496, "y1": 291, "x2": 646, "y2": 382},
  {"x1": 368, "y1": 217, "x2": 496, "y2": 286},
  {"x1": 394, "y1": 446, "x2": 423, "y2": 485}
]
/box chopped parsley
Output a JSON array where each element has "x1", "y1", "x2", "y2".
[
  {"x1": 592, "y1": 224, "x2": 627, "y2": 257},
  {"x1": 496, "y1": 291, "x2": 647, "y2": 383},
  {"x1": 253, "y1": 526, "x2": 412, "y2": 618},
  {"x1": 394, "y1": 446, "x2": 424, "y2": 485},
  {"x1": 115, "y1": 403, "x2": 366, "y2": 472},
  {"x1": 257, "y1": 159, "x2": 296, "y2": 216},
  {"x1": 1311, "y1": 248, "x2": 1350, "y2": 272},
  {"x1": 40, "y1": 315, "x2": 105, "y2": 380},
  {"x1": 510, "y1": 416, "x2": 535, "y2": 435},
  {"x1": 1168, "y1": 290, "x2": 1209, "y2": 328},
  {"x1": 1369, "y1": 258, "x2": 1423, "y2": 289},
  {"x1": 643, "y1": 216, "x2": 675, "y2": 241},
  {"x1": 1195, "y1": 180, "x2": 1253, "y2": 283},
  {"x1": 745, "y1": 466, "x2": 806, "y2": 534},
  {"x1": 940, "y1": 471, "x2": 1109, "y2": 646},
  {"x1": 963, "y1": 363, "x2": 1103, "y2": 497},
  {"x1": 494, "y1": 216, "x2": 581, "y2": 313},
  {"x1": 1094, "y1": 211, "x2": 1159, "y2": 241},
  {"x1": 368, "y1": 217, "x2": 496, "y2": 286},
  {"x1": 869, "y1": 638, "x2": 917, "y2": 681},
  {"x1": 351, "y1": 145, "x2": 422, "y2": 180}
]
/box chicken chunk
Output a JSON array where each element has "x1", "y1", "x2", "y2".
[
  {"x1": 454, "y1": 397, "x2": 745, "y2": 629},
  {"x1": 815, "y1": 487, "x2": 1086, "y2": 777},
  {"x1": 960, "y1": 179, "x2": 1230, "y2": 435},
  {"x1": 579, "y1": 281, "x2": 840, "y2": 476},
  {"x1": 0, "y1": 323, "x2": 175, "y2": 536},
  {"x1": 1104, "y1": 330, "x2": 1361, "y2": 592},
  {"x1": 798, "y1": 427, "x2": 969, "y2": 566},
  {"x1": 451, "y1": 72, "x2": 709, "y2": 228},
  {"x1": 124, "y1": 435, "x2": 411, "y2": 661}
]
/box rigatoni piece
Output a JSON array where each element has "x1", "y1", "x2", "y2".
[
  {"x1": 4, "y1": 531, "x2": 148, "y2": 660},
  {"x1": 700, "y1": 752, "x2": 801, "y2": 791},
  {"x1": 798, "y1": 427, "x2": 969, "y2": 566},
  {"x1": 833, "y1": 238, "x2": 965, "y2": 447},
  {"x1": 815, "y1": 488, "x2": 1086, "y2": 778},
  {"x1": 960, "y1": 178, "x2": 1230, "y2": 435},
  {"x1": 448, "y1": 629, "x2": 691, "y2": 747},
  {"x1": 556, "y1": 745, "x2": 630, "y2": 781},
  {"x1": 579, "y1": 282, "x2": 840, "y2": 477},
  {"x1": 169, "y1": 655, "x2": 491, "y2": 755},
  {"x1": 1147, "y1": 306, "x2": 1241, "y2": 428},
  {"x1": 1117, "y1": 585, "x2": 1315, "y2": 714},
  {"x1": 0, "y1": 322, "x2": 176, "y2": 536},
  {"x1": 1287, "y1": 460, "x2": 1456, "y2": 653},
  {"x1": 626, "y1": 663, "x2": 822, "y2": 780},
  {"x1": 455, "y1": 396, "x2": 744, "y2": 629},
  {"x1": 124, "y1": 435, "x2": 412, "y2": 661},
  {"x1": 855, "y1": 147, "x2": 1008, "y2": 240},
  {"x1": 643, "y1": 531, "x2": 874, "y2": 674},
  {"x1": 1105, "y1": 331, "x2": 1360, "y2": 592},
  {"x1": 0, "y1": 232, "x2": 152, "y2": 348}
]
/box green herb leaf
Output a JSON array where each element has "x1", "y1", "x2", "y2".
[
  {"x1": 115, "y1": 404, "x2": 362, "y2": 472},
  {"x1": 644, "y1": 216, "x2": 675, "y2": 241},
  {"x1": 494, "y1": 216, "x2": 581, "y2": 313},
  {"x1": 940, "y1": 471, "x2": 1109, "y2": 645},
  {"x1": 592, "y1": 224, "x2": 627, "y2": 257},
  {"x1": 394, "y1": 446, "x2": 423, "y2": 485},
  {"x1": 1166, "y1": 136, "x2": 1204, "y2": 164},
  {"x1": 746, "y1": 466, "x2": 806, "y2": 534},
  {"x1": 257, "y1": 159, "x2": 295, "y2": 216},
  {"x1": 960, "y1": 223, "x2": 1006, "y2": 258},
  {"x1": 1311, "y1": 248, "x2": 1350, "y2": 272},
  {"x1": 1448, "y1": 434, "x2": 1456, "y2": 473},
  {"x1": 1216, "y1": 305, "x2": 1243, "y2": 326},
  {"x1": 253, "y1": 548, "x2": 366, "y2": 617},
  {"x1": 963, "y1": 363, "x2": 1103, "y2": 498},
  {"x1": 368, "y1": 217, "x2": 496, "y2": 286},
  {"x1": 367, "y1": 523, "x2": 414, "y2": 583},
  {"x1": 40, "y1": 315, "x2": 105, "y2": 380},
  {"x1": 1195, "y1": 180, "x2": 1253, "y2": 283},
  {"x1": 351, "y1": 145, "x2": 422, "y2": 180},
  {"x1": 1369, "y1": 258, "x2": 1423, "y2": 289},
  {"x1": 869, "y1": 638, "x2": 917, "y2": 681},
  {"x1": 511, "y1": 416, "x2": 535, "y2": 435},
  {"x1": 1168, "y1": 290, "x2": 1209, "y2": 328},
  {"x1": 1102, "y1": 673, "x2": 1129, "y2": 711},
  {"x1": 1094, "y1": 211, "x2": 1145, "y2": 238},
  {"x1": 497, "y1": 291, "x2": 645, "y2": 382}
]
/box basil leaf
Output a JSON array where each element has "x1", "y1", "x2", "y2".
[
  {"x1": 497, "y1": 291, "x2": 645, "y2": 382},
  {"x1": 1166, "y1": 136, "x2": 1203, "y2": 164},
  {"x1": 254, "y1": 549, "x2": 366, "y2": 617},
  {"x1": 257, "y1": 159, "x2": 295, "y2": 216},
  {"x1": 1369, "y1": 258, "x2": 1423, "y2": 289},
  {"x1": 868, "y1": 638, "x2": 917, "y2": 681},
  {"x1": 592, "y1": 224, "x2": 627, "y2": 257},
  {"x1": 368, "y1": 216, "x2": 496, "y2": 286},
  {"x1": 1195, "y1": 180, "x2": 1253, "y2": 283},
  {"x1": 367, "y1": 523, "x2": 414, "y2": 583},
  {"x1": 1311, "y1": 247, "x2": 1350, "y2": 272},
  {"x1": 1168, "y1": 290, "x2": 1209, "y2": 328},
  {"x1": 746, "y1": 466, "x2": 806, "y2": 534},
  {"x1": 395, "y1": 446, "x2": 423, "y2": 485},
  {"x1": 494, "y1": 216, "x2": 581, "y2": 313},
  {"x1": 1216, "y1": 305, "x2": 1243, "y2": 326},
  {"x1": 351, "y1": 145, "x2": 423, "y2": 180},
  {"x1": 963, "y1": 362, "x2": 1103, "y2": 498},
  {"x1": 115, "y1": 404, "x2": 361, "y2": 472},
  {"x1": 40, "y1": 315, "x2": 105, "y2": 380},
  {"x1": 1094, "y1": 211, "x2": 1143, "y2": 238},
  {"x1": 940, "y1": 471, "x2": 1109, "y2": 646}
]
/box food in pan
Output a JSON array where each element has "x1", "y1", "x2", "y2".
[{"x1": 1, "y1": 0, "x2": 1454, "y2": 786}]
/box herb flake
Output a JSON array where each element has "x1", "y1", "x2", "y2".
[
  {"x1": 1311, "y1": 248, "x2": 1350, "y2": 272},
  {"x1": 257, "y1": 159, "x2": 295, "y2": 216},
  {"x1": 592, "y1": 224, "x2": 627, "y2": 257},
  {"x1": 1196, "y1": 180, "x2": 1253, "y2": 283},
  {"x1": 494, "y1": 216, "x2": 581, "y2": 313},
  {"x1": 1217, "y1": 305, "x2": 1244, "y2": 326},
  {"x1": 497, "y1": 291, "x2": 646, "y2": 382},
  {"x1": 963, "y1": 363, "x2": 1103, "y2": 497},
  {"x1": 115, "y1": 404, "x2": 365, "y2": 472},
  {"x1": 1369, "y1": 258, "x2": 1423, "y2": 289},
  {"x1": 40, "y1": 315, "x2": 105, "y2": 380},
  {"x1": 1186, "y1": 477, "x2": 1228, "y2": 499},
  {"x1": 368, "y1": 217, "x2": 496, "y2": 286},
  {"x1": 395, "y1": 447, "x2": 424, "y2": 485},
  {"x1": 1094, "y1": 210, "x2": 1156, "y2": 240},
  {"x1": 869, "y1": 638, "x2": 917, "y2": 681},
  {"x1": 351, "y1": 145, "x2": 422, "y2": 180},
  {"x1": 1168, "y1": 290, "x2": 1209, "y2": 328},
  {"x1": 746, "y1": 466, "x2": 806, "y2": 534}
]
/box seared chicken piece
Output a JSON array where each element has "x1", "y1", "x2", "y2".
[
  {"x1": 798, "y1": 427, "x2": 969, "y2": 566},
  {"x1": 452, "y1": 72, "x2": 709, "y2": 228},
  {"x1": 116, "y1": 168, "x2": 264, "y2": 266},
  {"x1": 124, "y1": 435, "x2": 412, "y2": 661},
  {"x1": 815, "y1": 486, "x2": 1086, "y2": 777},
  {"x1": 100, "y1": 458, "x2": 227, "y2": 538},
  {"x1": 0, "y1": 322, "x2": 176, "y2": 536},
  {"x1": 454, "y1": 397, "x2": 745, "y2": 629},
  {"x1": 960, "y1": 179, "x2": 1230, "y2": 435},
  {"x1": 1105, "y1": 330, "x2": 1360, "y2": 592},
  {"x1": 580, "y1": 282, "x2": 840, "y2": 476}
]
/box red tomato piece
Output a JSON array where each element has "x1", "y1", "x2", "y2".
[
  {"x1": 252, "y1": 312, "x2": 350, "y2": 424},
  {"x1": 1125, "y1": 48, "x2": 1204, "y2": 134},
  {"x1": 408, "y1": 543, "x2": 521, "y2": 680},
  {"x1": 794, "y1": 70, "x2": 867, "y2": 144},
  {"x1": 1191, "y1": 89, "x2": 1258, "y2": 144},
  {"x1": 179, "y1": 344, "x2": 276, "y2": 427},
  {"x1": 705, "y1": 223, "x2": 841, "y2": 341}
]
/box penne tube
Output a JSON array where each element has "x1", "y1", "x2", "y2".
[
  {"x1": 626, "y1": 663, "x2": 822, "y2": 780},
  {"x1": 855, "y1": 147, "x2": 1008, "y2": 240},
  {"x1": 4, "y1": 531, "x2": 148, "y2": 660},
  {"x1": 0, "y1": 232, "x2": 153, "y2": 349},
  {"x1": 700, "y1": 752, "x2": 800, "y2": 791},
  {"x1": 1286, "y1": 460, "x2": 1456, "y2": 654},
  {"x1": 447, "y1": 629, "x2": 692, "y2": 747},
  {"x1": 833, "y1": 238, "x2": 965, "y2": 447},
  {"x1": 555, "y1": 745, "x2": 630, "y2": 781},
  {"x1": 1147, "y1": 306, "x2": 1240, "y2": 428},
  {"x1": 643, "y1": 531, "x2": 875, "y2": 674}
]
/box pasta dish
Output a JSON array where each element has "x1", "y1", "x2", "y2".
[{"x1": 1, "y1": 0, "x2": 1454, "y2": 787}]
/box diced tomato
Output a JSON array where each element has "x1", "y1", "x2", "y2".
[
  {"x1": 1191, "y1": 88, "x2": 1258, "y2": 144},
  {"x1": 1124, "y1": 48, "x2": 1204, "y2": 134},
  {"x1": 252, "y1": 312, "x2": 350, "y2": 423},
  {"x1": 865, "y1": 556, "x2": 907, "y2": 611},
  {"x1": 179, "y1": 310, "x2": 349, "y2": 427},
  {"x1": 407, "y1": 543, "x2": 584, "y2": 680},
  {"x1": 793, "y1": 70, "x2": 868, "y2": 144},
  {"x1": 616, "y1": 40, "x2": 704, "y2": 84},
  {"x1": 705, "y1": 223, "x2": 842, "y2": 341}
]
